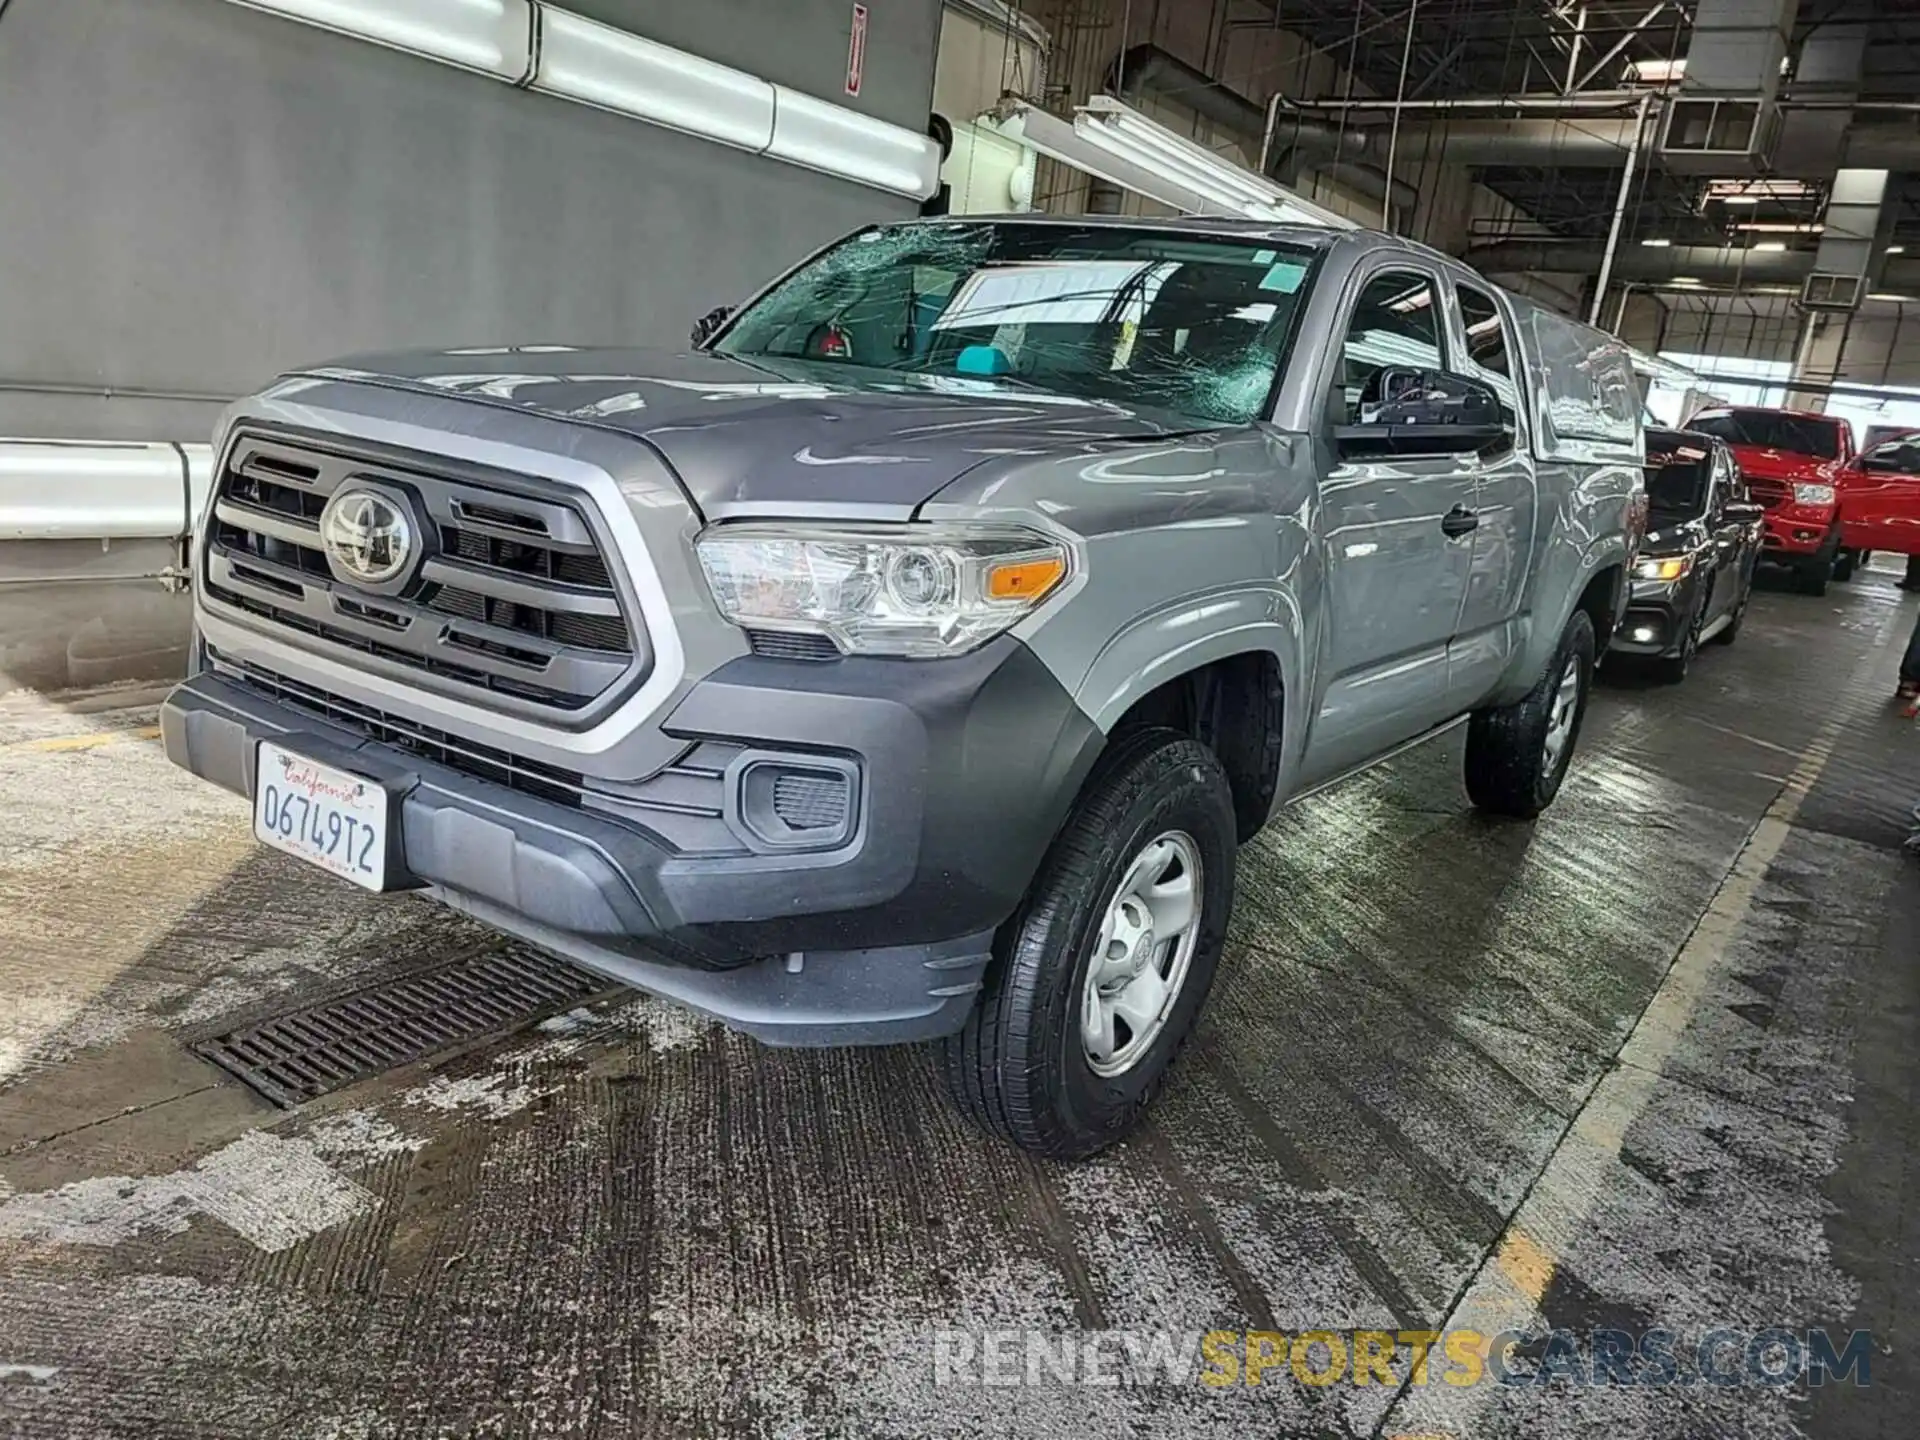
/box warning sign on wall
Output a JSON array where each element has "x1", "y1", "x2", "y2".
[{"x1": 846, "y1": 3, "x2": 869, "y2": 96}]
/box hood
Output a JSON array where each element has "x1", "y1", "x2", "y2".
[
  {"x1": 1725, "y1": 444, "x2": 1843, "y2": 483},
  {"x1": 298, "y1": 346, "x2": 1198, "y2": 518}
]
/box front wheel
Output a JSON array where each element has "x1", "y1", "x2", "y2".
[
  {"x1": 1464, "y1": 609, "x2": 1595, "y2": 819},
  {"x1": 938, "y1": 728, "x2": 1237, "y2": 1160},
  {"x1": 1832, "y1": 549, "x2": 1858, "y2": 584},
  {"x1": 1712, "y1": 574, "x2": 1750, "y2": 646},
  {"x1": 1795, "y1": 535, "x2": 1838, "y2": 595},
  {"x1": 1655, "y1": 601, "x2": 1705, "y2": 684}
]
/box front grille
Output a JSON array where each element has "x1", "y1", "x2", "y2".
[
  {"x1": 1742, "y1": 474, "x2": 1791, "y2": 509},
  {"x1": 203, "y1": 433, "x2": 647, "y2": 713},
  {"x1": 211, "y1": 652, "x2": 744, "y2": 855}
]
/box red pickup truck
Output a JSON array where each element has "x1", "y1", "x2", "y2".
[{"x1": 1684, "y1": 406, "x2": 1853, "y2": 595}]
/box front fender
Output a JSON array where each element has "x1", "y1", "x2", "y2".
[{"x1": 1071, "y1": 584, "x2": 1306, "y2": 734}]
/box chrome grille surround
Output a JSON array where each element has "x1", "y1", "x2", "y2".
[{"x1": 201, "y1": 430, "x2": 650, "y2": 718}]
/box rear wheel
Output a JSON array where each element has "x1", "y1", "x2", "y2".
[
  {"x1": 939, "y1": 728, "x2": 1237, "y2": 1160},
  {"x1": 1464, "y1": 609, "x2": 1595, "y2": 819}
]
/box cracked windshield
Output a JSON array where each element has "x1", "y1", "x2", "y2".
[{"x1": 715, "y1": 221, "x2": 1320, "y2": 424}]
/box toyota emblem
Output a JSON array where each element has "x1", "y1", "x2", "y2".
[{"x1": 320, "y1": 488, "x2": 414, "y2": 585}]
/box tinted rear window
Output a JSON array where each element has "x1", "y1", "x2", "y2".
[{"x1": 1687, "y1": 411, "x2": 1840, "y2": 459}]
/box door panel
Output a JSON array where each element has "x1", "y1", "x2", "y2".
[
  {"x1": 1842, "y1": 442, "x2": 1920, "y2": 554},
  {"x1": 1300, "y1": 266, "x2": 1474, "y2": 785},
  {"x1": 1446, "y1": 283, "x2": 1535, "y2": 707},
  {"x1": 1302, "y1": 457, "x2": 1478, "y2": 782}
]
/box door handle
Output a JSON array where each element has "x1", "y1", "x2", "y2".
[{"x1": 1441, "y1": 506, "x2": 1480, "y2": 538}]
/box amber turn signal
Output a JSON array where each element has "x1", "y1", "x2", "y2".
[{"x1": 986, "y1": 555, "x2": 1067, "y2": 601}]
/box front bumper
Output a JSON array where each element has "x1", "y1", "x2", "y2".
[
  {"x1": 162, "y1": 638, "x2": 1103, "y2": 1046},
  {"x1": 1760, "y1": 507, "x2": 1837, "y2": 559},
  {"x1": 1609, "y1": 582, "x2": 1692, "y2": 658}
]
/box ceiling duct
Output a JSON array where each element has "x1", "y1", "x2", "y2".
[
  {"x1": 1659, "y1": 0, "x2": 1800, "y2": 173},
  {"x1": 1800, "y1": 167, "x2": 1889, "y2": 313},
  {"x1": 1264, "y1": 107, "x2": 1920, "y2": 177}
]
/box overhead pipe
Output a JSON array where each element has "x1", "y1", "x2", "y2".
[
  {"x1": 1463, "y1": 241, "x2": 1920, "y2": 291},
  {"x1": 1590, "y1": 96, "x2": 1654, "y2": 325},
  {"x1": 1270, "y1": 104, "x2": 1920, "y2": 174},
  {"x1": 1465, "y1": 240, "x2": 1808, "y2": 283}
]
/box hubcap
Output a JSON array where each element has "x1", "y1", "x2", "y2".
[
  {"x1": 1541, "y1": 653, "x2": 1583, "y2": 775},
  {"x1": 1081, "y1": 831, "x2": 1204, "y2": 1078}
]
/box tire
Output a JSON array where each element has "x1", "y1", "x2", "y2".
[
  {"x1": 938, "y1": 727, "x2": 1237, "y2": 1160},
  {"x1": 1795, "y1": 532, "x2": 1839, "y2": 595},
  {"x1": 1832, "y1": 549, "x2": 1857, "y2": 584},
  {"x1": 1794, "y1": 553, "x2": 1832, "y2": 596},
  {"x1": 1464, "y1": 608, "x2": 1595, "y2": 819},
  {"x1": 1711, "y1": 574, "x2": 1750, "y2": 646},
  {"x1": 1655, "y1": 601, "x2": 1704, "y2": 684}
]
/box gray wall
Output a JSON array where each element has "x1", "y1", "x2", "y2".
[{"x1": 0, "y1": 0, "x2": 942, "y2": 443}]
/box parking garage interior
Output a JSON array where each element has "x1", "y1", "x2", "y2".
[{"x1": 3, "y1": 1, "x2": 1919, "y2": 1436}]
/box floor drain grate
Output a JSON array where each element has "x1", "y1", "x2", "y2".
[{"x1": 193, "y1": 945, "x2": 613, "y2": 1107}]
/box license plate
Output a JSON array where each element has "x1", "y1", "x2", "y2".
[{"x1": 254, "y1": 741, "x2": 389, "y2": 891}]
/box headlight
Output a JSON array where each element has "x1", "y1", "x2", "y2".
[
  {"x1": 1634, "y1": 555, "x2": 1692, "y2": 582},
  {"x1": 1793, "y1": 482, "x2": 1837, "y2": 506},
  {"x1": 695, "y1": 522, "x2": 1071, "y2": 658}
]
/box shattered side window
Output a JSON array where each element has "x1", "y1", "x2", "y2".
[{"x1": 714, "y1": 221, "x2": 1321, "y2": 426}]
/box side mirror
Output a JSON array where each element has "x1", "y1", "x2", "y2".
[
  {"x1": 1335, "y1": 368, "x2": 1510, "y2": 460},
  {"x1": 690, "y1": 305, "x2": 735, "y2": 350}
]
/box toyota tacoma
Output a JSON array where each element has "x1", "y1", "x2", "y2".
[{"x1": 163, "y1": 217, "x2": 1641, "y2": 1157}]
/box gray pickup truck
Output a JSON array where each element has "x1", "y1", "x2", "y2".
[{"x1": 163, "y1": 216, "x2": 1642, "y2": 1157}]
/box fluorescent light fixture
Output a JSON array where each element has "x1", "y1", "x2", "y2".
[
  {"x1": 1640, "y1": 238, "x2": 1672, "y2": 248},
  {"x1": 535, "y1": 8, "x2": 775, "y2": 151},
  {"x1": 768, "y1": 88, "x2": 943, "y2": 200},
  {"x1": 1753, "y1": 241, "x2": 1788, "y2": 252},
  {"x1": 1070, "y1": 96, "x2": 1357, "y2": 229},
  {"x1": 1890, "y1": 245, "x2": 1908, "y2": 255},
  {"x1": 985, "y1": 106, "x2": 1231, "y2": 218},
  {"x1": 225, "y1": 0, "x2": 535, "y2": 78},
  {"x1": 1671, "y1": 277, "x2": 1703, "y2": 286},
  {"x1": 1730, "y1": 221, "x2": 1825, "y2": 234},
  {"x1": 1706, "y1": 178, "x2": 1816, "y2": 203},
  {"x1": 986, "y1": 99, "x2": 1355, "y2": 228},
  {"x1": 529, "y1": 7, "x2": 936, "y2": 198},
  {"x1": 227, "y1": 2, "x2": 937, "y2": 198},
  {"x1": 1625, "y1": 57, "x2": 1685, "y2": 85}
]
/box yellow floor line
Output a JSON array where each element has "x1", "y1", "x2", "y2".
[
  {"x1": 1381, "y1": 636, "x2": 1881, "y2": 1434},
  {"x1": 0, "y1": 726, "x2": 163, "y2": 755}
]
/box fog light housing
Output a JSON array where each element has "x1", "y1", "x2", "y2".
[{"x1": 727, "y1": 753, "x2": 858, "y2": 851}]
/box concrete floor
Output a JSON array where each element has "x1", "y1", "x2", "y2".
[{"x1": 0, "y1": 568, "x2": 1914, "y2": 1439}]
